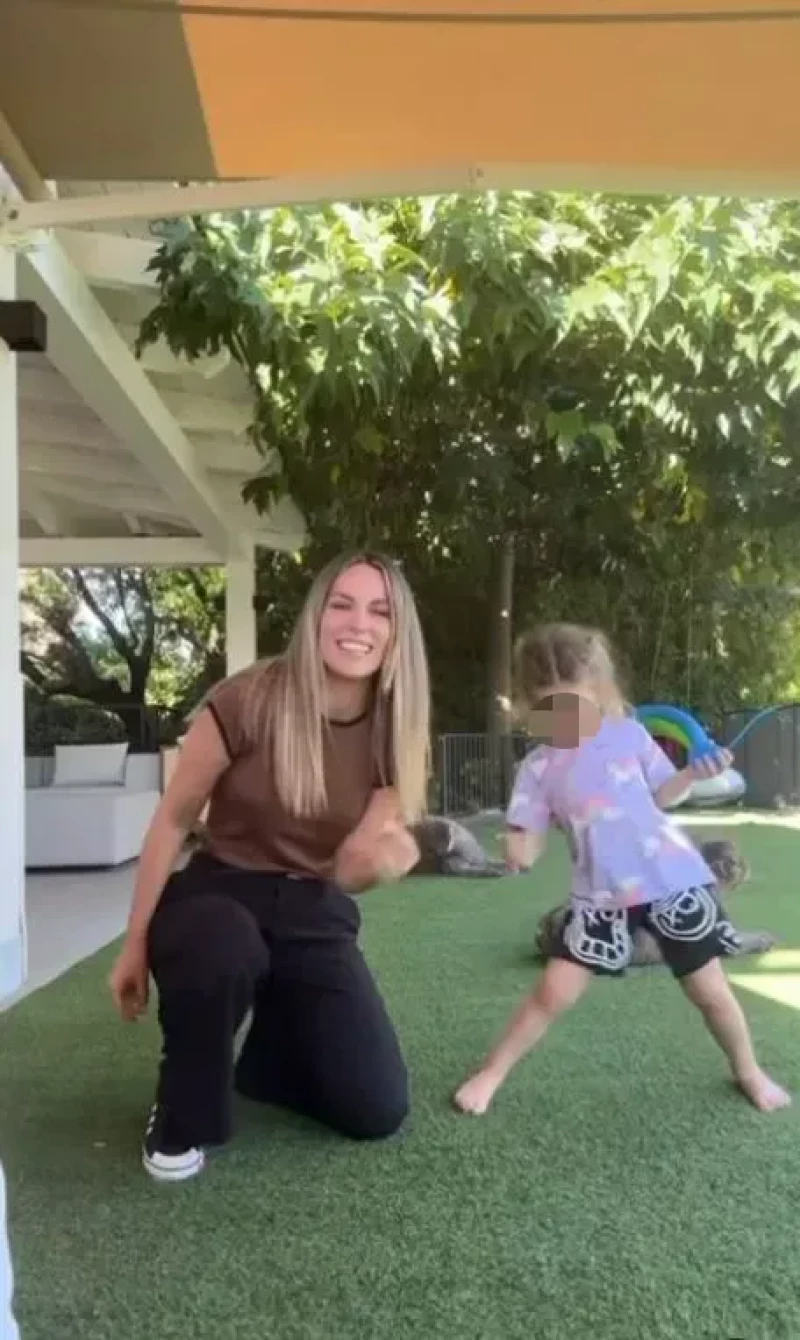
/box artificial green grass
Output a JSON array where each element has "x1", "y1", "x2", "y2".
[{"x1": 3, "y1": 821, "x2": 800, "y2": 1340}]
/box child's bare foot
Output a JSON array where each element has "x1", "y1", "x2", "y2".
[
  {"x1": 453, "y1": 1068, "x2": 502, "y2": 1115},
  {"x1": 735, "y1": 1068, "x2": 791, "y2": 1112}
]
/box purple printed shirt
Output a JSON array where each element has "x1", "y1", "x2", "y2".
[{"x1": 506, "y1": 715, "x2": 716, "y2": 908}]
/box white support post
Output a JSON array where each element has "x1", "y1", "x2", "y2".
[
  {"x1": 0, "y1": 248, "x2": 26, "y2": 1003},
  {"x1": 225, "y1": 553, "x2": 257, "y2": 676}
]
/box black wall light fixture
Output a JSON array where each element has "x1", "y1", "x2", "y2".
[{"x1": 0, "y1": 301, "x2": 47, "y2": 353}]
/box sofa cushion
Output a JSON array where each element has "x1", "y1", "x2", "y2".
[{"x1": 52, "y1": 742, "x2": 129, "y2": 788}]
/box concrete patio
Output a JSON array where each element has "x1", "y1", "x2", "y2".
[{"x1": 2, "y1": 864, "x2": 133, "y2": 1011}]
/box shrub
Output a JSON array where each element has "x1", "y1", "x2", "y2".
[{"x1": 24, "y1": 695, "x2": 127, "y2": 755}]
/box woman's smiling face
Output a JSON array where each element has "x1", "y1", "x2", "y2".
[{"x1": 319, "y1": 562, "x2": 393, "y2": 682}]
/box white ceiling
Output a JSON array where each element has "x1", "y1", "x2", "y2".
[{"x1": 6, "y1": 174, "x2": 305, "y2": 562}]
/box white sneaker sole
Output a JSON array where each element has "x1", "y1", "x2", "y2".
[{"x1": 142, "y1": 1148, "x2": 206, "y2": 1183}]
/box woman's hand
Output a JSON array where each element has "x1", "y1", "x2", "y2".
[
  {"x1": 334, "y1": 820, "x2": 420, "y2": 893},
  {"x1": 109, "y1": 936, "x2": 150, "y2": 1021},
  {"x1": 372, "y1": 821, "x2": 421, "y2": 883}
]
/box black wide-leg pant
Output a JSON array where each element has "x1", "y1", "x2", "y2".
[{"x1": 146, "y1": 853, "x2": 409, "y2": 1146}]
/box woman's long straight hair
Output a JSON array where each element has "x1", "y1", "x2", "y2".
[{"x1": 241, "y1": 552, "x2": 431, "y2": 823}]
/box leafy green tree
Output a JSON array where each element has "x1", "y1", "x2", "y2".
[
  {"x1": 137, "y1": 192, "x2": 800, "y2": 736},
  {"x1": 21, "y1": 566, "x2": 226, "y2": 745}
]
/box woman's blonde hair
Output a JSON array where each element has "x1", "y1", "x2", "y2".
[
  {"x1": 513, "y1": 622, "x2": 626, "y2": 724},
  {"x1": 241, "y1": 552, "x2": 430, "y2": 823}
]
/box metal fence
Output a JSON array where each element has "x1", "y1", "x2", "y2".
[
  {"x1": 436, "y1": 732, "x2": 531, "y2": 815},
  {"x1": 437, "y1": 707, "x2": 800, "y2": 815},
  {"x1": 719, "y1": 703, "x2": 800, "y2": 809}
]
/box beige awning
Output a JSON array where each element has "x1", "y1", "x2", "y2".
[{"x1": 2, "y1": 1, "x2": 800, "y2": 198}]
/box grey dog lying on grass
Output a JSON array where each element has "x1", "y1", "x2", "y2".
[
  {"x1": 338, "y1": 818, "x2": 775, "y2": 968},
  {"x1": 533, "y1": 838, "x2": 777, "y2": 966}
]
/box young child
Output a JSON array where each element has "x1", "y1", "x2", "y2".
[{"x1": 454, "y1": 622, "x2": 790, "y2": 1117}]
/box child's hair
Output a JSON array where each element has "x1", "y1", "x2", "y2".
[
  {"x1": 698, "y1": 838, "x2": 750, "y2": 891},
  {"x1": 513, "y1": 622, "x2": 625, "y2": 723}
]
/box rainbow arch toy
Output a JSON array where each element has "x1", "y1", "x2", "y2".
[
  {"x1": 636, "y1": 704, "x2": 716, "y2": 763},
  {"x1": 635, "y1": 703, "x2": 746, "y2": 807}
]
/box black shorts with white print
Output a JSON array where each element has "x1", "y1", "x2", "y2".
[{"x1": 552, "y1": 885, "x2": 741, "y2": 978}]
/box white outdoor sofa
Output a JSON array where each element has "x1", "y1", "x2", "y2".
[{"x1": 25, "y1": 743, "x2": 162, "y2": 870}]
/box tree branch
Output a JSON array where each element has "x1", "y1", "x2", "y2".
[
  {"x1": 20, "y1": 652, "x2": 51, "y2": 690},
  {"x1": 187, "y1": 569, "x2": 209, "y2": 601},
  {"x1": 70, "y1": 569, "x2": 137, "y2": 666},
  {"x1": 113, "y1": 569, "x2": 140, "y2": 648}
]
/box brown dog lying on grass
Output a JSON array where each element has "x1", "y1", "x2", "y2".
[{"x1": 533, "y1": 838, "x2": 777, "y2": 966}]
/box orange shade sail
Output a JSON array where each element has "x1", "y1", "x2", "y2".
[{"x1": 2, "y1": 1, "x2": 800, "y2": 196}]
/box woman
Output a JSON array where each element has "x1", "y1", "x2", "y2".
[{"x1": 109, "y1": 553, "x2": 430, "y2": 1182}]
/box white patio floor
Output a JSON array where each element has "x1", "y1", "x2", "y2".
[{"x1": 2, "y1": 864, "x2": 133, "y2": 1010}]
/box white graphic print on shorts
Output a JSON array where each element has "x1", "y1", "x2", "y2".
[
  {"x1": 564, "y1": 906, "x2": 632, "y2": 970},
  {"x1": 648, "y1": 884, "x2": 718, "y2": 943}
]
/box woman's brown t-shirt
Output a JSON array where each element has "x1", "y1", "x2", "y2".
[{"x1": 201, "y1": 667, "x2": 377, "y2": 879}]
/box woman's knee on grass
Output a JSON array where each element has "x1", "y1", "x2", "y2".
[
  {"x1": 321, "y1": 1065, "x2": 410, "y2": 1141},
  {"x1": 334, "y1": 1091, "x2": 409, "y2": 1141}
]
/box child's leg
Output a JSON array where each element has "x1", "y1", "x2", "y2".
[
  {"x1": 680, "y1": 959, "x2": 790, "y2": 1112},
  {"x1": 454, "y1": 958, "x2": 591, "y2": 1115},
  {"x1": 647, "y1": 884, "x2": 789, "y2": 1112}
]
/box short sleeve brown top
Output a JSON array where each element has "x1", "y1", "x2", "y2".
[{"x1": 202, "y1": 666, "x2": 378, "y2": 879}]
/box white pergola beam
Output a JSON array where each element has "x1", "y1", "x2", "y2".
[
  {"x1": 159, "y1": 390, "x2": 252, "y2": 439},
  {"x1": 19, "y1": 484, "x2": 63, "y2": 536},
  {"x1": 119, "y1": 328, "x2": 231, "y2": 381},
  {"x1": 20, "y1": 536, "x2": 220, "y2": 567},
  {"x1": 58, "y1": 229, "x2": 156, "y2": 290},
  {"x1": 15, "y1": 237, "x2": 245, "y2": 557},
  {"x1": 193, "y1": 437, "x2": 264, "y2": 475},
  {"x1": 2, "y1": 179, "x2": 315, "y2": 234},
  {"x1": 40, "y1": 477, "x2": 186, "y2": 521},
  {"x1": 23, "y1": 436, "x2": 269, "y2": 489},
  {"x1": 20, "y1": 362, "x2": 251, "y2": 438},
  {"x1": 19, "y1": 410, "x2": 114, "y2": 451},
  {"x1": 22, "y1": 440, "x2": 150, "y2": 486},
  {"x1": 4, "y1": 163, "x2": 800, "y2": 244}
]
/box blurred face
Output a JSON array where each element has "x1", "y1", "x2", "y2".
[
  {"x1": 529, "y1": 687, "x2": 603, "y2": 748},
  {"x1": 319, "y1": 562, "x2": 393, "y2": 682}
]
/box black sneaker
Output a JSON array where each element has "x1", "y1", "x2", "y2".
[{"x1": 142, "y1": 1104, "x2": 205, "y2": 1183}]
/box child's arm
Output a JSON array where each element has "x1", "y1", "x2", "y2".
[
  {"x1": 653, "y1": 769, "x2": 696, "y2": 811},
  {"x1": 635, "y1": 723, "x2": 732, "y2": 810},
  {"x1": 505, "y1": 825, "x2": 547, "y2": 873},
  {"x1": 504, "y1": 753, "x2": 551, "y2": 870},
  {"x1": 655, "y1": 748, "x2": 734, "y2": 809}
]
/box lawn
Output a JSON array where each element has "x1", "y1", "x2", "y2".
[{"x1": 2, "y1": 819, "x2": 800, "y2": 1340}]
